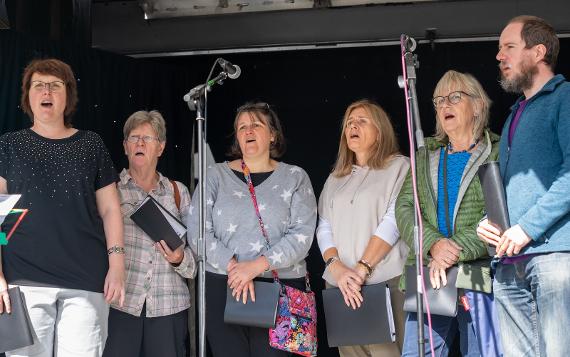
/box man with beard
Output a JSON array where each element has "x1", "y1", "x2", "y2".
[{"x1": 477, "y1": 15, "x2": 570, "y2": 357}]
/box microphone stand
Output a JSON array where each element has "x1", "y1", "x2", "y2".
[
  {"x1": 184, "y1": 63, "x2": 232, "y2": 357},
  {"x1": 398, "y1": 34, "x2": 426, "y2": 357}
]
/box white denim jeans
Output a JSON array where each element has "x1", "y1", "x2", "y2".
[{"x1": 6, "y1": 285, "x2": 109, "y2": 357}]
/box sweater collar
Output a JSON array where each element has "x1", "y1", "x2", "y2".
[
  {"x1": 424, "y1": 129, "x2": 499, "y2": 151},
  {"x1": 509, "y1": 74, "x2": 566, "y2": 111}
]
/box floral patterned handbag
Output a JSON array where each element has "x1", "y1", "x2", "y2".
[
  {"x1": 241, "y1": 160, "x2": 318, "y2": 356},
  {"x1": 269, "y1": 276, "x2": 318, "y2": 356}
]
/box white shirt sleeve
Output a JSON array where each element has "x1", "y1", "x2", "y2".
[
  {"x1": 373, "y1": 199, "x2": 400, "y2": 246},
  {"x1": 316, "y1": 216, "x2": 336, "y2": 256}
]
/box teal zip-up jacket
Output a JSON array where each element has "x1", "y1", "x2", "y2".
[
  {"x1": 396, "y1": 129, "x2": 500, "y2": 270},
  {"x1": 500, "y1": 74, "x2": 570, "y2": 254}
]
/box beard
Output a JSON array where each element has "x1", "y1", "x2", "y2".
[{"x1": 499, "y1": 58, "x2": 538, "y2": 94}]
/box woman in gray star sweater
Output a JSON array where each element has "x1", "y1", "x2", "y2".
[{"x1": 187, "y1": 102, "x2": 317, "y2": 357}]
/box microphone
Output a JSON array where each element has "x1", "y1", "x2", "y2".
[
  {"x1": 183, "y1": 58, "x2": 241, "y2": 103},
  {"x1": 218, "y1": 58, "x2": 241, "y2": 79}
]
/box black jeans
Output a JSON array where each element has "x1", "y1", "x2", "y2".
[{"x1": 205, "y1": 271, "x2": 304, "y2": 357}]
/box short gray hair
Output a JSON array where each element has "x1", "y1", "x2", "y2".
[
  {"x1": 433, "y1": 70, "x2": 491, "y2": 142},
  {"x1": 123, "y1": 110, "x2": 167, "y2": 142}
]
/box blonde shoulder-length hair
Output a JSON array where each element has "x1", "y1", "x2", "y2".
[
  {"x1": 433, "y1": 70, "x2": 491, "y2": 142},
  {"x1": 332, "y1": 99, "x2": 399, "y2": 177}
]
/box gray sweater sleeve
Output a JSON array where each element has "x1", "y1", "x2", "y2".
[
  {"x1": 174, "y1": 182, "x2": 197, "y2": 279},
  {"x1": 264, "y1": 169, "x2": 317, "y2": 270},
  {"x1": 186, "y1": 167, "x2": 235, "y2": 272}
]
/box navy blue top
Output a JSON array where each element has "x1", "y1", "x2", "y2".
[{"x1": 437, "y1": 148, "x2": 471, "y2": 237}]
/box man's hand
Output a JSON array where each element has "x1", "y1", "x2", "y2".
[
  {"x1": 476, "y1": 219, "x2": 502, "y2": 247},
  {"x1": 496, "y1": 224, "x2": 532, "y2": 257}
]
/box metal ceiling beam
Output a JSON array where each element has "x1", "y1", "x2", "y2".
[{"x1": 91, "y1": 0, "x2": 570, "y2": 55}]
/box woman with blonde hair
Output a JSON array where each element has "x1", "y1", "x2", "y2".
[
  {"x1": 397, "y1": 70, "x2": 502, "y2": 356},
  {"x1": 317, "y1": 99, "x2": 410, "y2": 356}
]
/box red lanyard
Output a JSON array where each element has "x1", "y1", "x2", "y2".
[{"x1": 241, "y1": 160, "x2": 279, "y2": 281}]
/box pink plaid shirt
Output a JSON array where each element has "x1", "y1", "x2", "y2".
[{"x1": 113, "y1": 169, "x2": 196, "y2": 317}]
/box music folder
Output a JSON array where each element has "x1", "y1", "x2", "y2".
[
  {"x1": 129, "y1": 196, "x2": 186, "y2": 250},
  {"x1": 0, "y1": 286, "x2": 34, "y2": 353},
  {"x1": 322, "y1": 283, "x2": 395, "y2": 347},
  {"x1": 478, "y1": 161, "x2": 510, "y2": 255}
]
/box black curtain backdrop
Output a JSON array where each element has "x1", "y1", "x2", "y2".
[
  {"x1": 0, "y1": 30, "x2": 199, "y2": 185},
  {"x1": 1, "y1": 28, "x2": 569, "y2": 357}
]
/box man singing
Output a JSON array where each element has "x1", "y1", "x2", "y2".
[{"x1": 477, "y1": 15, "x2": 570, "y2": 357}]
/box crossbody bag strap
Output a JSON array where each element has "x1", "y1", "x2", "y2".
[
  {"x1": 169, "y1": 179, "x2": 181, "y2": 211},
  {"x1": 241, "y1": 160, "x2": 311, "y2": 291},
  {"x1": 241, "y1": 160, "x2": 279, "y2": 281},
  {"x1": 442, "y1": 148, "x2": 453, "y2": 238}
]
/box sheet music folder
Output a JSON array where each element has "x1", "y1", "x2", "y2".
[
  {"x1": 0, "y1": 287, "x2": 34, "y2": 353},
  {"x1": 478, "y1": 161, "x2": 510, "y2": 256},
  {"x1": 129, "y1": 196, "x2": 186, "y2": 250},
  {"x1": 322, "y1": 283, "x2": 395, "y2": 347}
]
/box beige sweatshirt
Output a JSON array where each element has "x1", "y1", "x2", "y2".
[{"x1": 318, "y1": 155, "x2": 410, "y2": 286}]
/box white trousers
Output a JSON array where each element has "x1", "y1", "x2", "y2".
[{"x1": 6, "y1": 285, "x2": 109, "y2": 357}]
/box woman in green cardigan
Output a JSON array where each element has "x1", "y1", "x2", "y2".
[{"x1": 396, "y1": 70, "x2": 503, "y2": 357}]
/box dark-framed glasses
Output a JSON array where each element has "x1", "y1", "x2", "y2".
[
  {"x1": 432, "y1": 91, "x2": 470, "y2": 108},
  {"x1": 31, "y1": 80, "x2": 65, "y2": 93},
  {"x1": 126, "y1": 135, "x2": 160, "y2": 143}
]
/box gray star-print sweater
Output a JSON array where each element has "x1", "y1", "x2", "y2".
[{"x1": 187, "y1": 161, "x2": 317, "y2": 279}]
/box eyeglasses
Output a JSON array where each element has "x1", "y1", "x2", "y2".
[
  {"x1": 126, "y1": 135, "x2": 160, "y2": 143},
  {"x1": 432, "y1": 91, "x2": 470, "y2": 108},
  {"x1": 30, "y1": 80, "x2": 65, "y2": 93}
]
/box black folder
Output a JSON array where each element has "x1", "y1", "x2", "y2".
[
  {"x1": 322, "y1": 283, "x2": 395, "y2": 347},
  {"x1": 223, "y1": 281, "x2": 281, "y2": 328},
  {"x1": 130, "y1": 196, "x2": 186, "y2": 250},
  {"x1": 403, "y1": 265, "x2": 458, "y2": 317},
  {"x1": 478, "y1": 161, "x2": 510, "y2": 255},
  {"x1": 0, "y1": 287, "x2": 34, "y2": 353}
]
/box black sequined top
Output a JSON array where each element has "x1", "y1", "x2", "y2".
[{"x1": 0, "y1": 128, "x2": 118, "y2": 292}]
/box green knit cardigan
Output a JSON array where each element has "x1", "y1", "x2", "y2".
[{"x1": 396, "y1": 130, "x2": 500, "y2": 273}]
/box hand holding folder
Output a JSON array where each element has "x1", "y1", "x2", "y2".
[
  {"x1": 477, "y1": 162, "x2": 510, "y2": 255},
  {"x1": 129, "y1": 196, "x2": 186, "y2": 250},
  {"x1": 0, "y1": 287, "x2": 34, "y2": 353},
  {"x1": 322, "y1": 283, "x2": 396, "y2": 347}
]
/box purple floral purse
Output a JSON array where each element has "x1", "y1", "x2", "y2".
[
  {"x1": 269, "y1": 278, "x2": 318, "y2": 356},
  {"x1": 242, "y1": 161, "x2": 318, "y2": 356}
]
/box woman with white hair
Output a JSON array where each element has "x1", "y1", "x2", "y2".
[{"x1": 397, "y1": 70, "x2": 502, "y2": 356}]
